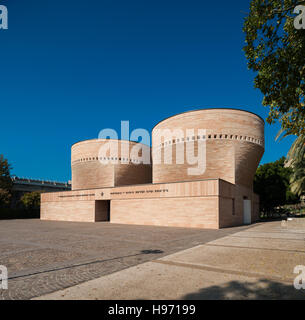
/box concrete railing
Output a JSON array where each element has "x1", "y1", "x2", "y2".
[{"x1": 11, "y1": 176, "x2": 71, "y2": 188}]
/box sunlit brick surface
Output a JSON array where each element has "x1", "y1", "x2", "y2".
[
  {"x1": 71, "y1": 139, "x2": 152, "y2": 190},
  {"x1": 152, "y1": 109, "x2": 264, "y2": 188},
  {"x1": 41, "y1": 108, "x2": 264, "y2": 229}
]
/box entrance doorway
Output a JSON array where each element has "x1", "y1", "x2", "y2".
[
  {"x1": 95, "y1": 200, "x2": 110, "y2": 222},
  {"x1": 243, "y1": 199, "x2": 251, "y2": 225}
]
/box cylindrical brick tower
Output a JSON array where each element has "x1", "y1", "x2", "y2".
[
  {"x1": 71, "y1": 139, "x2": 152, "y2": 190},
  {"x1": 152, "y1": 108, "x2": 264, "y2": 188}
]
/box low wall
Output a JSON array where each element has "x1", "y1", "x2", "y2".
[
  {"x1": 218, "y1": 180, "x2": 260, "y2": 228},
  {"x1": 41, "y1": 200, "x2": 96, "y2": 222},
  {"x1": 40, "y1": 179, "x2": 260, "y2": 229},
  {"x1": 110, "y1": 196, "x2": 219, "y2": 229}
]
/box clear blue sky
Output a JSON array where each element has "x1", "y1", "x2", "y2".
[{"x1": 0, "y1": 0, "x2": 296, "y2": 182}]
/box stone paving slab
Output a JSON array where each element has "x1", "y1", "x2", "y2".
[
  {"x1": 0, "y1": 248, "x2": 87, "y2": 274},
  {"x1": 160, "y1": 223, "x2": 305, "y2": 282},
  {"x1": 208, "y1": 236, "x2": 305, "y2": 252},
  {"x1": 160, "y1": 245, "x2": 305, "y2": 282},
  {"x1": 0, "y1": 243, "x2": 37, "y2": 256},
  {"x1": 0, "y1": 219, "x2": 250, "y2": 300},
  {"x1": 34, "y1": 258, "x2": 305, "y2": 300},
  {"x1": 34, "y1": 221, "x2": 305, "y2": 300},
  {"x1": 230, "y1": 230, "x2": 305, "y2": 240}
]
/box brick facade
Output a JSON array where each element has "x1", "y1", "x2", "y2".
[
  {"x1": 71, "y1": 139, "x2": 152, "y2": 190},
  {"x1": 152, "y1": 109, "x2": 264, "y2": 188},
  {"x1": 41, "y1": 108, "x2": 264, "y2": 229}
]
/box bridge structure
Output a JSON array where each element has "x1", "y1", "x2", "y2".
[{"x1": 11, "y1": 177, "x2": 71, "y2": 208}]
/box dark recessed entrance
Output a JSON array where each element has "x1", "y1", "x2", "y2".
[{"x1": 95, "y1": 200, "x2": 110, "y2": 222}]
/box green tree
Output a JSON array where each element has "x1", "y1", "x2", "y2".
[
  {"x1": 254, "y1": 157, "x2": 298, "y2": 215},
  {"x1": 287, "y1": 135, "x2": 305, "y2": 196},
  {"x1": 286, "y1": 135, "x2": 305, "y2": 163},
  {"x1": 277, "y1": 130, "x2": 305, "y2": 196},
  {"x1": 0, "y1": 154, "x2": 12, "y2": 207},
  {"x1": 20, "y1": 192, "x2": 41, "y2": 211},
  {"x1": 243, "y1": 0, "x2": 305, "y2": 135},
  {"x1": 290, "y1": 158, "x2": 305, "y2": 195},
  {"x1": 0, "y1": 189, "x2": 11, "y2": 206},
  {"x1": 277, "y1": 129, "x2": 305, "y2": 162}
]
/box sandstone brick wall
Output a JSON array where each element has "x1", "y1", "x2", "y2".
[
  {"x1": 218, "y1": 180, "x2": 260, "y2": 228},
  {"x1": 40, "y1": 179, "x2": 260, "y2": 229},
  {"x1": 234, "y1": 141, "x2": 264, "y2": 188},
  {"x1": 41, "y1": 200, "x2": 96, "y2": 222},
  {"x1": 72, "y1": 162, "x2": 114, "y2": 190},
  {"x1": 42, "y1": 108, "x2": 265, "y2": 229},
  {"x1": 71, "y1": 139, "x2": 152, "y2": 190},
  {"x1": 153, "y1": 140, "x2": 235, "y2": 184},
  {"x1": 114, "y1": 163, "x2": 152, "y2": 187},
  {"x1": 41, "y1": 180, "x2": 221, "y2": 227},
  {"x1": 41, "y1": 179, "x2": 219, "y2": 202},
  {"x1": 110, "y1": 196, "x2": 219, "y2": 229},
  {"x1": 152, "y1": 108, "x2": 264, "y2": 188}
]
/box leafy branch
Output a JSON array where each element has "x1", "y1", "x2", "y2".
[{"x1": 273, "y1": 0, "x2": 305, "y2": 13}]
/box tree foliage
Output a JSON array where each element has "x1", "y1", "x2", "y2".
[
  {"x1": 277, "y1": 130, "x2": 305, "y2": 196},
  {"x1": 286, "y1": 134, "x2": 305, "y2": 162},
  {"x1": 0, "y1": 189, "x2": 11, "y2": 206},
  {"x1": 285, "y1": 134, "x2": 305, "y2": 196},
  {"x1": 254, "y1": 156, "x2": 298, "y2": 214},
  {"x1": 290, "y1": 157, "x2": 305, "y2": 195},
  {"x1": 0, "y1": 154, "x2": 12, "y2": 191},
  {"x1": 243, "y1": 0, "x2": 305, "y2": 135},
  {"x1": 20, "y1": 192, "x2": 41, "y2": 211},
  {"x1": 0, "y1": 154, "x2": 12, "y2": 207}
]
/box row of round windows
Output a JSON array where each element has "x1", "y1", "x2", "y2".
[
  {"x1": 156, "y1": 134, "x2": 264, "y2": 148},
  {"x1": 72, "y1": 156, "x2": 143, "y2": 165}
]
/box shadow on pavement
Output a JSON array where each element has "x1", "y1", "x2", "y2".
[
  {"x1": 182, "y1": 279, "x2": 305, "y2": 300},
  {"x1": 141, "y1": 249, "x2": 164, "y2": 254}
]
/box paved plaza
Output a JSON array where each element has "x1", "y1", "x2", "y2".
[
  {"x1": 1, "y1": 219, "x2": 305, "y2": 300},
  {"x1": 36, "y1": 221, "x2": 305, "y2": 300},
  {"x1": 0, "y1": 219, "x2": 248, "y2": 300}
]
